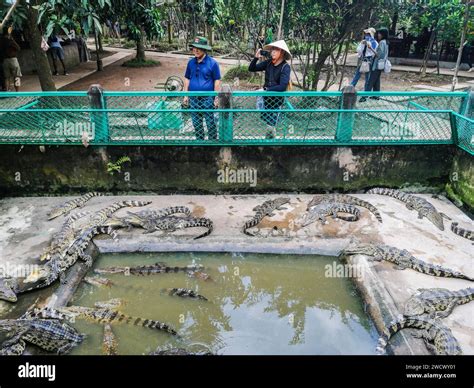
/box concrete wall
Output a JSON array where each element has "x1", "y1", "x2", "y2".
[
  {"x1": 17, "y1": 43, "x2": 80, "y2": 75},
  {"x1": 451, "y1": 148, "x2": 474, "y2": 209},
  {"x1": 0, "y1": 145, "x2": 454, "y2": 197}
]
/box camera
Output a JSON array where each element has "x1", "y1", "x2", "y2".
[{"x1": 260, "y1": 50, "x2": 271, "y2": 58}]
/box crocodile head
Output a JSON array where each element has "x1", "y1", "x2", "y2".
[
  {"x1": 0, "y1": 278, "x2": 18, "y2": 303},
  {"x1": 403, "y1": 296, "x2": 425, "y2": 317},
  {"x1": 47, "y1": 207, "x2": 66, "y2": 220},
  {"x1": 306, "y1": 195, "x2": 325, "y2": 210},
  {"x1": 94, "y1": 298, "x2": 126, "y2": 310},
  {"x1": 24, "y1": 265, "x2": 51, "y2": 284},
  {"x1": 426, "y1": 211, "x2": 444, "y2": 231},
  {"x1": 274, "y1": 197, "x2": 291, "y2": 208},
  {"x1": 341, "y1": 242, "x2": 378, "y2": 257}
]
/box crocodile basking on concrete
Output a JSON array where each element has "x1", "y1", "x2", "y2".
[
  {"x1": 0, "y1": 316, "x2": 85, "y2": 355},
  {"x1": 104, "y1": 206, "x2": 192, "y2": 229},
  {"x1": 26, "y1": 225, "x2": 118, "y2": 287},
  {"x1": 366, "y1": 188, "x2": 449, "y2": 230},
  {"x1": 81, "y1": 200, "x2": 152, "y2": 230},
  {"x1": 95, "y1": 262, "x2": 204, "y2": 276},
  {"x1": 300, "y1": 202, "x2": 360, "y2": 227},
  {"x1": 48, "y1": 192, "x2": 103, "y2": 220},
  {"x1": 341, "y1": 243, "x2": 473, "y2": 281},
  {"x1": 163, "y1": 288, "x2": 208, "y2": 301},
  {"x1": 376, "y1": 316, "x2": 462, "y2": 355},
  {"x1": 404, "y1": 287, "x2": 474, "y2": 318},
  {"x1": 451, "y1": 222, "x2": 474, "y2": 241},
  {"x1": 243, "y1": 197, "x2": 290, "y2": 236},
  {"x1": 113, "y1": 212, "x2": 214, "y2": 239},
  {"x1": 307, "y1": 194, "x2": 382, "y2": 223},
  {"x1": 40, "y1": 211, "x2": 92, "y2": 261}
]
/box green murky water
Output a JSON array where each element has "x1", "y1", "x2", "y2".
[{"x1": 69, "y1": 252, "x2": 378, "y2": 355}]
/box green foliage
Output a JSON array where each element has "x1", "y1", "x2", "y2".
[
  {"x1": 107, "y1": 156, "x2": 131, "y2": 175},
  {"x1": 222, "y1": 64, "x2": 259, "y2": 83}
]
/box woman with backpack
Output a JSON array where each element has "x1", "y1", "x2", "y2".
[{"x1": 249, "y1": 40, "x2": 292, "y2": 139}]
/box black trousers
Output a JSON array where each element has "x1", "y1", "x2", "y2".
[{"x1": 366, "y1": 69, "x2": 382, "y2": 92}]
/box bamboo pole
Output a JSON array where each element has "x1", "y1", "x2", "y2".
[{"x1": 0, "y1": 0, "x2": 19, "y2": 31}]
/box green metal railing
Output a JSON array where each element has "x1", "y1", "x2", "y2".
[{"x1": 0, "y1": 90, "x2": 471, "y2": 154}]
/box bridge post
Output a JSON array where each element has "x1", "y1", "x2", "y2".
[
  {"x1": 336, "y1": 85, "x2": 356, "y2": 142},
  {"x1": 88, "y1": 84, "x2": 109, "y2": 144},
  {"x1": 218, "y1": 84, "x2": 233, "y2": 142}
]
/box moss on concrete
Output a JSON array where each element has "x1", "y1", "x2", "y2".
[{"x1": 451, "y1": 149, "x2": 474, "y2": 211}]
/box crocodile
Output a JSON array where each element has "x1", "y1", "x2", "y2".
[
  {"x1": 243, "y1": 197, "x2": 290, "y2": 236},
  {"x1": 0, "y1": 339, "x2": 26, "y2": 355},
  {"x1": 187, "y1": 270, "x2": 213, "y2": 281},
  {"x1": 341, "y1": 243, "x2": 473, "y2": 281},
  {"x1": 83, "y1": 276, "x2": 114, "y2": 288},
  {"x1": 118, "y1": 212, "x2": 214, "y2": 239},
  {"x1": 40, "y1": 211, "x2": 91, "y2": 261},
  {"x1": 451, "y1": 222, "x2": 474, "y2": 241},
  {"x1": 307, "y1": 194, "x2": 382, "y2": 223},
  {"x1": 94, "y1": 298, "x2": 126, "y2": 310},
  {"x1": 366, "y1": 188, "x2": 449, "y2": 230},
  {"x1": 103, "y1": 324, "x2": 118, "y2": 355},
  {"x1": 0, "y1": 277, "x2": 19, "y2": 302},
  {"x1": 376, "y1": 316, "x2": 462, "y2": 355},
  {"x1": 300, "y1": 202, "x2": 360, "y2": 227},
  {"x1": 104, "y1": 206, "x2": 192, "y2": 229},
  {"x1": 25, "y1": 226, "x2": 118, "y2": 287},
  {"x1": 48, "y1": 192, "x2": 103, "y2": 220},
  {"x1": 0, "y1": 317, "x2": 85, "y2": 354},
  {"x1": 81, "y1": 200, "x2": 152, "y2": 230},
  {"x1": 56, "y1": 305, "x2": 177, "y2": 335},
  {"x1": 404, "y1": 287, "x2": 474, "y2": 318},
  {"x1": 149, "y1": 347, "x2": 213, "y2": 356},
  {"x1": 95, "y1": 263, "x2": 204, "y2": 276},
  {"x1": 163, "y1": 288, "x2": 208, "y2": 301}
]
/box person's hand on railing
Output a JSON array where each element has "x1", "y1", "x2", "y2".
[
  {"x1": 214, "y1": 96, "x2": 219, "y2": 108},
  {"x1": 183, "y1": 96, "x2": 189, "y2": 107}
]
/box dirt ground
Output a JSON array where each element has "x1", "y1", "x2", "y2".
[
  {"x1": 61, "y1": 52, "x2": 233, "y2": 91},
  {"x1": 61, "y1": 50, "x2": 470, "y2": 92}
]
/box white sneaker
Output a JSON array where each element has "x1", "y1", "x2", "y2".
[{"x1": 468, "y1": 68, "x2": 474, "y2": 72}]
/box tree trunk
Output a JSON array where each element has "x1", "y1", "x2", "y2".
[
  {"x1": 23, "y1": 0, "x2": 56, "y2": 91},
  {"x1": 420, "y1": 27, "x2": 436, "y2": 77},
  {"x1": 98, "y1": 33, "x2": 104, "y2": 52},
  {"x1": 167, "y1": 17, "x2": 172, "y2": 44},
  {"x1": 452, "y1": 1, "x2": 473, "y2": 91},
  {"x1": 136, "y1": 28, "x2": 146, "y2": 61},
  {"x1": 390, "y1": 11, "x2": 398, "y2": 36}
]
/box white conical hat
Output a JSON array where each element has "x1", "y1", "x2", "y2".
[{"x1": 263, "y1": 40, "x2": 292, "y2": 60}]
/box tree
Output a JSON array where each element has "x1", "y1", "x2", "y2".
[{"x1": 111, "y1": 0, "x2": 163, "y2": 61}]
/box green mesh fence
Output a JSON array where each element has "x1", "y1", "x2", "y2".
[{"x1": 0, "y1": 90, "x2": 471, "y2": 154}]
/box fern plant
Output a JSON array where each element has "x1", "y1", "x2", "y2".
[{"x1": 107, "y1": 156, "x2": 131, "y2": 175}]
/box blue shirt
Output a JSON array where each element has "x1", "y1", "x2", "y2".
[{"x1": 185, "y1": 55, "x2": 221, "y2": 91}]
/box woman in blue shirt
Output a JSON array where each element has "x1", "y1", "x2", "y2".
[{"x1": 365, "y1": 28, "x2": 389, "y2": 93}]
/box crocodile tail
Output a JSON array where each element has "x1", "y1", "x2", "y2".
[
  {"x1": 376, "y1": 318, "x2": 431, "y2": 354},
  {"x1": 163, "y1": 206, "x2": 192, "y2": 217},
  {"x1": 349, "y1": 196, "x2": 383, "y2": 223},
  {"x1": 451, "y1": 222, "x2": 474, "y2": 241},
  {"x1": 243, "y1": 214, "x2": 263, "y2": 236},
  {"x1": 367, "y1": 187, "x2": 411, "y2": 203},
  {"x1": 193, "y1": 218, "x2": 214, "y2": 240},
  {"x1": 114, "y1": 314, "x2": 178, "y2": 335},
  {"x1": 336, "y1": 205, "x2": 360, "y2": 222},
  {"x1": 81, "y1": 192, "x2": 103, "y2": 201},
  {"x1": 121, "y1": 200, "x2": 152, "y2": 208}
]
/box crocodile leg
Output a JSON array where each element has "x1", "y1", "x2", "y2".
[{"x1": 434, "y1": 301, "x2": 457, "y2": 319}]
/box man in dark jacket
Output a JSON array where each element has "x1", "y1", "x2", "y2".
[
  {"x1": 0, "y1": 27, "x2": 22, "y2": 91},
  {"x1": 249, "y1": 40, "x2": 291, "y2": 138}
]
